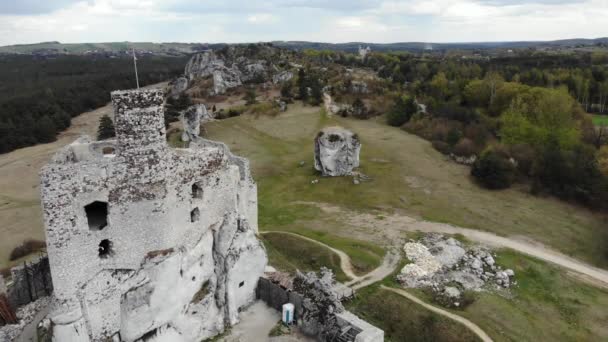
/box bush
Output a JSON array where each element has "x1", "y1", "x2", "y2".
[
  {"x1": 446, "y1": 129, "x2": 463, "y2": 146},
  {"x1": 509, "y1": 144, "x2": 536, "y2": 176},
  {"x1": 9, "y1": 239, "x2": 46, "y2": 261},
  {"x1": 453, "y1": 138, "x2": 477, "y2": 157},
  {"x1": 244, "y1": 87, "x2": 258, "y2": 105},
  {"x1": 432, "y1": 140, "x2": 452, "y2": 155},
  {"x1": 387, "y1": 96, "x2": 417, "y2": 127},
  {"x1": 471, "y1": 149, "x2": 516, "y2": 189}
]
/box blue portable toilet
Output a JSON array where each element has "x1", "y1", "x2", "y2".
[{"x1": 282, "y1": 303, "x2": 295, "y2": 325}]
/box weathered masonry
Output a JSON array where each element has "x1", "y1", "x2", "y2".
[{"x1": 39, "y1": 89, "x2": 267, "y2": 341}]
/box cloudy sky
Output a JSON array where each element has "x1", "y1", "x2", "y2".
[{"x1": 0, "y1": 0, "x2": 606, "y2": 46}]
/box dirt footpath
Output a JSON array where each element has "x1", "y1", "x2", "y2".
[{"x1": 306, "y1": 202, "x2": 608, "y2": 289}]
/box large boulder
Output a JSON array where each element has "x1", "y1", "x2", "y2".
[
  {"x1": 314, "y1": 127, "x2": 361, "y2": 176},
  {"x1": 272, "y1": 70, "x2": 294, "y2": 84},
  {"x1": 212, "y1": 65, "x2": 242, "y2": 95},
  {"x1": 185, "y1": 51, "x2": 225, "y2": 80},
  {"x1": 169, "y1": 76, "x2": 189, "y2": 98},
  {"x1": 180, "y1": 104, "x2": 213, "y2": 141},
  {"x1": 240, "y1": 61, "x2": 267, "y2": 83}
]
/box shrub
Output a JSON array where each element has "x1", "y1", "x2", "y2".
[
  {"x1": 464, "y1": 123, "x2": 490, "y2": 146},
  {"x1": 453, "y1": 138, "x2": 476, "y2": 157},
  {"x1": 9, "y1": 239, "x2": 46, "y2": 261},
  {"x1": 430, "y1": 122, "x2": 450, "y2": 141},
  {"x1": 248, "y1": 102, "x2": 280, "y2": 117},
  {"x1": 244, "y1": 87, "x2": 258, "y2": 105},
  {"x1": 432, "y1": 140, "x2": 452, "y2": 155},
  {"x1": 509, "y1": 144, "x2": 536, "y2": 176},
  {"x1": 471, "y1": 149, "x2": 516, "y2": 189},
  {"x1": 387, "y1": 96, "x2": 417, "y2": 127},
  {"x1": 446, "y1": 129, "x2": 463, "y2": 146}
]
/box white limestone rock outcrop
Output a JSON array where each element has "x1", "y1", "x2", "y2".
[
  {"x1": 183, "y1": 45, "x2": 291, "y2": 95},
  {"x1": 314, "y1": 127, "x2": 361, "y2": 176},
  {"x1": 397, "y1": 234, "x2": 516, "y2": 305},
  {"x1": 169, "y1": 77, "x2": 189, "y2": 98},
  {"x1": 272, "y1": 70, "x2": 293, "y2": 84},
  {"x1": 212, "y1": 65, "x2": 243, "y2": 95},
  {"x1": 39, "y1": 89, "x2": 267, "y2": 342},
  {"x1": 180, "y1": 104, "x2": 213, "y2": 142}
]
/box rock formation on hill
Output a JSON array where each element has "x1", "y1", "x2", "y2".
[
  {"x1": 169, "y1": 76, "x2": 189, "y2": 98},
  {"x1": 314, "y1": 127, "x2": 361, "y2": 176},
  {"x1": 183, "y1": 45, "x2": 294, "y2": 95},
  {"x1": 180, "y1": 104, "x2": 213, "y2": 141},
  {"x1": 38, "y1": 89, "x2": 266, "y2": 342}
]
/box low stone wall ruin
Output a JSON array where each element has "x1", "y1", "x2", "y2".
[
  {"x1": 256, "y1": 277, "x2": 304, "y2": 320},
  {"x1": 6, "y1": 256, "x2": 53, "y2": 309}
]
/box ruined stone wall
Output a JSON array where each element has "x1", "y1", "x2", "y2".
[
  {"x1": 6, "y1": 256, "x2": 52, "y2": 308},
  {"x1": 256, "y1": 277, "x2": 303, "y2": 319},
  {"x1": 40, "y1": 89, "x2": 266, "y2": 342}
]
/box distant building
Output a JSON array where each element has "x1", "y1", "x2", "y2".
[{"x1": 358, "y1": 45, "x2": 371, "y2": 59}]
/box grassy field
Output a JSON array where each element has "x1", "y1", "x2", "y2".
[
  {"x1": 261, "y1": 232, "x2": 349, "y2": 282},
  {"x1": 348, "y1": 285, "x2": 482, "y2": 342},
  {"x1": 592, "y1": 114, "x2": 608, "y2": 126},
  {"x1": 205, "y1": 103, "x2": 608, "y2": 269}
]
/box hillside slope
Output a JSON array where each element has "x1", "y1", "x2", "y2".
[{"x1": 203, "y1": 105, "x2": 608, "y2": 269}]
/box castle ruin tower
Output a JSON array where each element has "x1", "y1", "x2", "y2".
[{"x1": 40, "y1": 88, "x2": 266, "y2": 342}]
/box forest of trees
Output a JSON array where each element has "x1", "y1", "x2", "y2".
[{"x1": 0, "y1": 54, "x2": 187, "y2": 153}]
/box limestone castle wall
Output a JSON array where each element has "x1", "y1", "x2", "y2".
[{"x1": 39, "y1": 89, "x2": 266, "y2": 341}]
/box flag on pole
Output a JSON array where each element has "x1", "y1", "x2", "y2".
[{"x1": 132, "y1": 47, "x2": 140, "y2": 89}]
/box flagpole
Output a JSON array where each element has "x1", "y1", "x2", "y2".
[{"x1": 132, "y1": 47, "x2": 140, "y2": 89}]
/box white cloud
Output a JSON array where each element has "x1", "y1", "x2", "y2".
[
  {"x1": 0, "y1": 0, "x2": 605, "y2": 45},
  {"x1": 247, "y1": 13, "x2": 277, "y2": 24}
]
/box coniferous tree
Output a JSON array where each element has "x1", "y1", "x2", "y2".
[
  {"x1": 97, "y1": 115, "x2": 116, "y2": 140},
  {"x1": 297, "y1": 68, "x2": 308, "y2": 101},
  {"x1": 34, "y1": 116, "x2": 57, "y2": 143}
]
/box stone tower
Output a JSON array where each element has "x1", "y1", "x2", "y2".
[{"x1": 40, "y1": 89, "x2": 266, "y2": 341}]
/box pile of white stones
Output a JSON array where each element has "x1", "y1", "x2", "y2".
[{"x1": 397, "y1": 233, "x2": 516, "y2": 300}]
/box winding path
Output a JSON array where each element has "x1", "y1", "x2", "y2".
[
  {"x1": 300, "y1": 202, "x2": 608, "y2": 289},
  {"x1": 261, "y1": 230, "x2": 494, "y2": 342},
  {"x1": 381, "y1": 286, "x2": 493, "y2": 342}
]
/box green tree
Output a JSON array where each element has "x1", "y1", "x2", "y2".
[
  {"x1": 352, "y1": 98, "x2": 368, "y2": 119},
  {"x1": 484, "y1": 71, "x2": 504, "y2": 106},
  {"x1": 471, "y1": 149, "x2": 516, "y2": 189},
  {"x1": 463, "y1": 79, "x2": 490, "y2": 107},
  {"x1": 280, "y1": 81, "x2": 293, "y2": 102},
  {"x1": 34, "y1": 116, "x2": 57, "y2": 143},
  {"x1": 244, "y1": 87, "x2": 258, "y2": 105},
  {"x1": 429, "y1": 72, "x2": 449, "y2": 101},
  {"x1": 297, "y1": 68, "x2": 308, "y2": 101},
  {"x1": 500, "y1": 87, "x2": 580, "y2": 151},
  {"x1": 387, "y1": 96, "x2": 418, "y2": 127},
  {"x1": 309, "y1": 78, "x2": 323, "y2": 106},
  {"x1": 97, "y1": 115, "x2": 115, "y2": 140}
]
